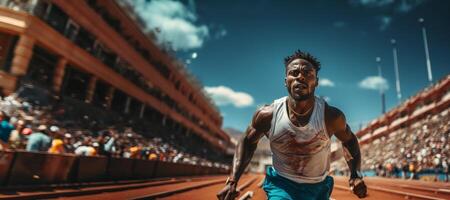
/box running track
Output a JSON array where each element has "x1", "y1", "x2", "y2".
[{"x1": 1, "y1": 174, "x2": 449, "y2": 199}]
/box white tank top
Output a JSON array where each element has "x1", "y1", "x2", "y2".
[{"x1": 267, "y1": 96, "x2": 331, "y2": 183}]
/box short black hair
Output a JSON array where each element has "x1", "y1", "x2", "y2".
[{"x1": 284, "y1": 50, "x2": 321, "y2": 72}]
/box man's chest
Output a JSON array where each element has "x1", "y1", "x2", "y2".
[{"x1": 270, "y1": 127, "x2": 329, "y2": 155}]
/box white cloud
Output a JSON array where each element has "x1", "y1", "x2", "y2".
[
  {"x1": 204, "y1": 86, "x2": 254, "y2": 108},
  {"x1": 397, "y1": 0, "x2": 428, "y2": 13},
  {"x1": 377, "y1": 15, "x2": 392, "y2": 31},
  {"x1": 358, "y1": 76, "x2": 389, "y2": 91},
  {"x1": 349, "y1": 0, "x2": 395, "y2": 7},
  {"x1": 349, "y1": 0, "x2": 428, "y2": 31},
  {"x1": 349, "y1": 0, "x2": 428, "y2": 13},
  {"x1": 130, "y1": 0, "x2": 209, "y2": 51},
  {"x1": 215, "y1": 28, "x2": 227, "y2": 39},
  {"x1": 319, "y1": 78, "x2": 335, "y2": 87}
]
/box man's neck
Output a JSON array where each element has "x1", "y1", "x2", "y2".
[{"x1": 288, "y1": 95, "x2": 315, "y2": 115}]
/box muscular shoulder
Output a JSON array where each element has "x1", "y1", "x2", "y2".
[
  {"x1": 251, "y1": 104, "x2": 274, "y2": 133},
  {"x1": 324, "y1": 103, "x2": 347, "y2": 134},
  {"x1": 325, "y1": 104, "x2": 345, "y2": 122}
]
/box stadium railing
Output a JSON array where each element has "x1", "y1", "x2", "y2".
[{"x1": 0, "y1": 150, "x2": 228, "y2": 186}]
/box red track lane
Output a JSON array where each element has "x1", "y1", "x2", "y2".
[
  {"x1": 250, "y1": 175, "x2": 450, "y2": 200},
  {"x1": 362, "y1": 176, "x2": 450, "y2": 189},
  {"x1": 331, "y1": 187, "x2": 404, "y2": 200},
  {"x1": 334, "y1": 176, "x2": 450, "y2": 199},
  {"x1": 240, "y1": 175, "x2": 443, "y2": 200},
  {"x1": 159, "y1": 175, "x2": 449, "y2": 200},
  {"x1": 0, "y1": 179, "x2": 187, "y2": 200},
  {"x1": 0, "y1": 176, "x2": 224, "y2": 199},
  {"x1": 160, "y1": 175, "x2": 262, "y2": 200},
  {"x1": 333, "y1": 176, "x2": 449, "y2": 200},
  {"x1": 3, "y1": 174, "x2": 447, "y2": 200},
  {"x1": 235, "y1": 175, "x2": 265, "y2": 200},
  {"x1": 56, "y1": 176, "x2": 228, "y2": 200}
]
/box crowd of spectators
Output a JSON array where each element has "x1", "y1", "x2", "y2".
[
  {"x1": 0, "y1": 93, "x2": 229, "y2": 170},
  {"x1": 359, "y1": 109, "x2": 449, "y2": 181}
]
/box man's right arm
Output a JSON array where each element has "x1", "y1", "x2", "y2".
[{"x1": 217, "y1": 105, "x2": 273, "y2": 200}]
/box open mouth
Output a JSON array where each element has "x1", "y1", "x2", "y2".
[{"x1": 294, "y1": 83, "x2": 308, "y2": 89}]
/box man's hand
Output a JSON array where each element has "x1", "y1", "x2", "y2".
[
  {"x1": 217, "y1": 182, "x2": 239, "y2": 200},
  {"x1": 349, "y1": 178, "x2": 367, "y2": 198}
]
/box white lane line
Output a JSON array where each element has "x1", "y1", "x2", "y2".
[
  {"x1": 238, "y1": 191, "x2": 254, "y2": 200},
  {"x1": 257, "y1": 178, "x2": 265, "y2": 188}
]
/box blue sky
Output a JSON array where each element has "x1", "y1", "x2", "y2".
[{"x1": 131, "y1": 0, "x2": 450, "y2": 132}]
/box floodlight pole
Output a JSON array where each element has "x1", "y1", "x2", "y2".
[
  {"x1": 376, "y1": 57, "x2": 386, "y2": 114},
  {"x1": 391, "y1": 39, "x2": 402, "y2": 104},
  {"x1": 418, "y1": 18, "x2": 433, "y2": 85}
]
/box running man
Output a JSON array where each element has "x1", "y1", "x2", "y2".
[{"x1": 217, "y1": 50, "x2": 367, "y2": 200}]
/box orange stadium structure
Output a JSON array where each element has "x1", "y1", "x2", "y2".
[
  {"x1": 356, "y1": 75, "x2": 449, "y2": 145},
  {"x1": 0, "y1": 0, "x2": 233, "y2": 155}
]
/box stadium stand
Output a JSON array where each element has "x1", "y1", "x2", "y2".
[
  {"x1": 334, "y1": 75, "x2": 449, "y2": 182},
  {"x1": 0, "y1": 93, "x2": 229, "y2": 167},
  {"x1": 0, "y1": 93, "x2": 229, "y2": 186}
]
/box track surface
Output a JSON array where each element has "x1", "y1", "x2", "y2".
[{"x1": 1, "y1": 175, "x2": 449, "y2": 199}]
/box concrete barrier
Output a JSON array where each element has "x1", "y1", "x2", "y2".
[
  {"x1": 71, "y1": 156, "x2": 108, "y2": 182},
  {"x1": 1, "y1": 150, "x2": 226, "y2": 185},
  {"x1": 182, "y1": 164, "x2": 197, "y2": 176},
  {"x1": 201, "y1": 166, "x2": 211, "y2": 175},
  {"x1": 132, "y1": 159, "x2": 157, "y2": 179},
  {"x1": 193, "y1": 165, "x2": 202, "y2": 176},
  {"x1": 0, "y1": 151, "x2": 15, "y2": 185},
  {"x1": 175, "y1": 162, "x2": 190, "y2": 177},
  {"x1": 8, "y1": 151, "x2": 75, "y2": 185},
  {"x1": 107, "y1": 157, "x2": 134, "y2": 180},
  {"x1": 154, "y1": 161, "x2": 174, "y2": 178},
  {"x1": 220, "y1": 167, "x2": 229, "y2": 174}
]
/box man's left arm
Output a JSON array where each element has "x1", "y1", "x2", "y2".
[
  {"x1": 340, "y1": 125, "x2": 362, "y2": 179},
  {"x1": 327, "y1": 105, "x2": 367, "y2": 198}
]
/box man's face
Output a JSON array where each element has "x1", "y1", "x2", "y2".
[{"x1": 285, "y1": 58, "x2": 318, "y2": 101}]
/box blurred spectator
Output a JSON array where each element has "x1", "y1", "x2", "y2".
[
  {"x1": 354, "y1": 107, "x2": 450, "y2": 182},
  {"x1": 22, "y1": 128, "x2": 32, "y2": 136},
  {"x1": 148, "y1": 149, "x2": 158, "y2": 160},
  {"x1": 386, "y1": 163, "x2": 393, "y2": 177},
  {"x1": 48, "y1": 138, "x2": 65, "y2": 154},
  {"x1": 49, "y1": 125, "x2": 61, "y2": 137},
  {"x1": 74, "y1": 145, "x2": 97, "y2": 156},
  {"x1": 8, "y1": 119, "x2": 24, "y2": 149},
  {"x1": 0, "y1": 111, "x2": 14, "y2": 149},
  {"x1": 409, "y1": 161, "x2": 416, "y2": 180},
  {"x1": 0, "y1": 93, "x2": 229, "y2": 170},
  {"x1": 96, "y1": 130, "x2": 117, "y2": 157},
  {"x1": 63, "y1": 133, "x2": 75, "y2": 153},
  {"x1": 443, "y1": 158, "x2": 449, "y2": 182},
  {"x1": 129, "y1": 145, "x2": 141, "y2": 159},
  {"x1": 401, "y1": 161, "x2": 409, "y2": 179},
  {"x1": 74, "y1": 141, "x2": 97, "y2": 156},
  {"x1": 26, "y1": 125, "x2": 52, "y2": 152}
]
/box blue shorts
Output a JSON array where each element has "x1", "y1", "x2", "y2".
[{"x1": 262, "y1": 167, "x2": 334, "y2": 200}]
